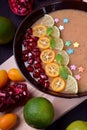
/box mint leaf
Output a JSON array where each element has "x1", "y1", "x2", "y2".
[
  {"x1": 50, "y1": 38, "x2": 56, "y2": 49},
  {"x1": 59, "y1": 66, "x2": 69, "y2": 79},
  {"x1": 56, "y1": 54, "x2": 63, "y2": 65},
  {"x1": 46, "y1": 27, "x2": 53, "y2": 36}
]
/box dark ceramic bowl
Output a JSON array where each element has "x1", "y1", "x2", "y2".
[{"x1": 13, "y1": 1, "x2": 87, "y2": 98}]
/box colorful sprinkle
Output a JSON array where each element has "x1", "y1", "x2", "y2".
[
  {"x1": 75, "y1": 74, "x2": 81, "y2": 80},
  {"x1": 65, "y1": 41, "x2": 71, "y2": 47},
  {"x1": 78, "y1": 67, "x2": 84, "y2": 72},
  {"x1": 59, "y1": 25, "x2": 64, "y2": 30},
  {"x1": 73, "y1": 42, "x2": 79, "y2": 48},
  {"x1": 67, "y1": 48, "x2": 74, "y2": 54},
  {"x1": 70, "y1": 65, "x2": 77, "y2": 70},
  {"x1": 54, "y1": 18, "x2": 59, "y2": 23},
  {"x1": 63, "y1": 18, "x2": 69, "y2": 23}
]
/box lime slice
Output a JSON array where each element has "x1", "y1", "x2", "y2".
[
  {"x1": 41, "y1": 14, "x2": 54, "y2": 27},
  {"x1": 65, "y1": 66, "x2": 73, "y2": 76},
  {"x1": 51, "y1": 26, "x2": 60, "y2": 38},
  {"x1": 63, "y1": 75, "x2": 78, "y2": 94},
  {"x1": 54, "y1": 38, "x2": 64, "y2": 51},
  {"x1": 58, "y1": 50, "x2": 69, "y2": 65}
]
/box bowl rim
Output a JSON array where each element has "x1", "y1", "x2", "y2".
[{"x1": 13, "y1": 1, "x2": 87, "y2": 98}]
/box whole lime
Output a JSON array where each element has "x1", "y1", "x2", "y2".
[
  {"x1": 0, "y1": 16, "x2": 15, "y2": 44},
  {"x1": 23, "y1": 97, "x2": 54, "y2": 129},
  {"x1": 66, "y1": 120, "x2": 87, "y2": 130}
]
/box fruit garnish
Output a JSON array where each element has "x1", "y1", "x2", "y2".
[
  {"x1": 65, "y1": 66, "x2": 73, "y2": 76},
  {"x1": 56, "y1": 54, "x2": 63, "y2": 65},
  {"x1": 46, "y1": 27, "x2": 53, "y2": 36},
  {"x1": 45, "y1": 63, "x2": 59, "y2": 77},
  {"x1": 8, "y1": 0, "x2": 33, "y2": 16},
  {"x1": 23, "y1": 97, "x2": 54, "y2": 129},
  {"x1": 51, "y1": 77, "x2": 66, "y2": 92},
  {"x1": 54, "y1": 38, "x2": 64, "y2": 51},
  {"x1": 37, "y1": 36, "x2": 50, "y2": 49},
  {"x1": 58, "y1": 50, "x2": 69, "y2": 65},
  {"x1": 59, "y1": 65, "x2": 69, "y2": 79},
  {"x1": 32, "y1": 25, "x2": 47, "y2": 37},
  {"x1": 41, "y1": 14, "x2": 54, "y2": 27},
  {"x1": 40, "y1": 49, "x2": 55, "y2": 64},
  {"x1": 63, "y1": 75, "x2": 78, "y2": 94},
  {"x1": 51, "y1": 26, "x2": 60, "y2": 38},
  {"x1": 50, "y1": 37, "x2": 56, "y2": 49}
]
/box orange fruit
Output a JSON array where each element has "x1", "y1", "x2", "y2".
[
  {"x1": 0, "y1": 16, "x2": 15, "y2": 44},
  {"x1": 8, "y1": 68, "x2": 25, "y2": 82},
  {"x1": 32, "y1": 25, "x2": 47, "y2": 37},
  {"x1": 0, "y1": 70, "x2": 9, "y2": 88},
  {"x1": 37, "y1": 36, "x2": 50, "y2": 49},
  {"x1": 23, "y1": 97, "x2": 54, "y2": 129},
  {"x1": 0, "y1": 113, "x2": 18, "y2": 130},
  {"x1": 51, "y1": 77, "x2": 66, "y2": 92},
  {"x1": 45, "y1": 63, "x2": 59, "y2": 77},
  {"x1": 40, "y1": 49, "x2": 55, "y2": 64}
]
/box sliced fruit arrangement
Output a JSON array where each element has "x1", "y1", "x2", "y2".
[{"x1": 22, "y1": 14, "x2": 78, "y2": 94}]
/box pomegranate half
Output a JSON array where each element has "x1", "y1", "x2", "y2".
[{"x1": 8, "y1": 0, "x2": 33, "y2": 16}]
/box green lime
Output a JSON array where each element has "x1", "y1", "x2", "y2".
[
  {"x1": 0, "y1": 16, "x2": 15, "y2": 44},
  {"x1": 23, "y1": 97, "x2": 54, "y2": 129},
  {"x1": 66, "y1": 120, "x2": 87, "y2": 130}
]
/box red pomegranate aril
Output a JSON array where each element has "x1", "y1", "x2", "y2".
[
  {"x1": 27, "y1": 65, "x2": 34, "y2": 72},
  {"x1": 33, "y1": 70, "x2": 40, "y2": 78},
  {"x1": 33, "y1": 48, "x2": 40, "y2": 52},
  {"x1": 34, "y1": 57, "x2": 41, "y2": 63},
  {"x1": 28, "y1": 52, "x2": 34, "y2": 59},
  {"x1": 43, "y1": 81, "x2": 50, "y2": 88},
  {"x1": 27, "y1": 28, "x2": 32, "y2": 35},
  {"x1": 27, "y1": 45, "x2": 32, "y2": 51},
  {"x1": 28, "y1": 58, "x2": 34, "y2": 65},
  {"x1": 38, "y1": 78, "x2": 44, "y2": 84},
  {"x1": 40, "y1": 74, "x2": 48, "y2": 80},
  {"x1": 22, "y1": 50, "x2": 29, "y2": 55},
  {"x1": 38, "y1": 68, "x2": 45, "y2": 73},
  {"x1": 22, "y1": 55, "x2": 28, "y2": 61},
  {"x1": 34, "y1": 63, "x2": 41, "y2": 69}
]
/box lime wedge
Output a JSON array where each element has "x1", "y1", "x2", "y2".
[
  {"x1": 54, "y1": 38, "x2": 64, "y2": 51},
  {"x1": 63, "y1": 75, "x2": 78, "y2": 94},
  {"x1": 51, "y1": 26, "x2": 60, "y2": 38},
  {"x1": 41, "y1": 14, "x2": 54, "y2": 27},
  {"x1": 58, "y1": 50, "x2": 69, "y2": 65},
  {"x1": 65, "y1": 66, "x2": 73, "y2": 76}
]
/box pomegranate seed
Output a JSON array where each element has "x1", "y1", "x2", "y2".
[
  {"x1": 34, "y1": 63, "x2": 41, "y2": 69},
  {"x1": 27, "y1": 65, "x2": 34, "y2": 72},
  {"x1": 40, "y1": 74, "x2": 48, "y2": 80}
]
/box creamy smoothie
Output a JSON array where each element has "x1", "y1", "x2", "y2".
[{"x1": 34, "y1": 9, "x2": 87, "y2": 92}]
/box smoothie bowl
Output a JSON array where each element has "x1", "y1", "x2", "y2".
[{"x1": 13, "y1": 1, "x2": 87, "y2": 98}]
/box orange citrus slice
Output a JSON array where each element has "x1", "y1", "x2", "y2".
[
  {"x1": 40, "y1": 49, "x2": 55, "y2": 63},
  {"x1": 45, "y1": 63, "x2": 59, "y2": 77},
  {"x1": 51, "y1": 77, "x2": 66, "y2": 92},
  {"x1": 32, "y1": 25, "x2": 47, "y2": 37},
  {"x1": 37, "y1": 37, "x2": 50, "y2": 49}
]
